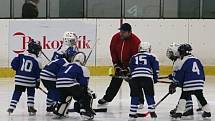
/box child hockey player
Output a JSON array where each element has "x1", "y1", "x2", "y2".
[
  {"x1": 54, "y1": 52, "x2": 95, "y2": 120},
  {"x1": 40, "y1": 31, "x2": 79, "y2": 114},
  {"x1": 128, "y1": 42, "x2": 159, "y2": 119},
  {"x1": 7, "y1": 40, "x2": 42, "y2": 116},
  {"x1": 169, "y1": 43, "x2": 211, "y2": 120},
  {"x1": 51, "y1": 31, "x2": 78, "y2": 60}
]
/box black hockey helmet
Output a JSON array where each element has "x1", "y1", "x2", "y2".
[
  {"x1": 27, "y1": 40, "x2": 42, "y2": 57},
  {"x1": 178, "y1": 43, "x2": 192, "y2": 57}
]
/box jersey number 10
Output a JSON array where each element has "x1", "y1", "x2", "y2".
[{"x1": 21, "y1": 58, "x2": 33, "y2": 72}]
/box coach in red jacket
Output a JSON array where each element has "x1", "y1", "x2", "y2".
[{"x1": 98, "y1": 23, "x2": 143, "y2": 105}]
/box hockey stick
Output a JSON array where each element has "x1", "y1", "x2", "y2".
[
  {"x1": 68, "y1": 108, "x2": 107, "y2": 113},
  {"x1": 112, "y1": 76, "x2": 172, "y2": 85},
  {"x1": 41, "y1": 50, "x2": 51, "y2": 62},
  {"x1": 137, "y1": 92, "x2": 170, "y2": 117},
  {"x1": 83, "y1": 39, "x2": 98, "y2": 65},
  {"x1": 158, "y1": 80, "x2": 171, "y2": 84},
  {"x1": 38, "y1": 86, "x2": 48, "y2": 95},
  {"x1": 111, "y1": 75, "x2": 169, "y2": 80},
  {"x1": 158, "y1": 76, "x2": 168, "y2": 79}
]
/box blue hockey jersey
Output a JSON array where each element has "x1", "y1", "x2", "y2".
[
  {"x1": 40, "y1": 58, "x2": 69, "y2": 81},
  {"x1": 51, "y1": 45, "x2": 78, "y2": 61},
  {"x1": 56, "y1": 62, "x2": 90, "y2": 88},
  {"x1": 129, "y1": 52, "x2": 159, "y2": 81},
  {"x1": 11, "y1": 52, "x2": 42, "y2": 87},
  {"x1": 173, "y1": 55, "x2": 205, "y2": 91}
]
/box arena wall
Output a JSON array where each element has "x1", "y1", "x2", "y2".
[{"x1": 0, "y1": 19, "x2": 215, "y2": 77}]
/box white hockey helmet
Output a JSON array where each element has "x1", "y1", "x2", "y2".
[
  {"x1": 139, "y1": 42, "x2": 151, "y2": 52},
  {"x1": 73, "y1": 52, "x2": 86, "y2": 65},
  {"x1": 166, "y1": 42, "x2": 180, "y2": 61},
  {"x1": 63, "y1": 32, "x2": 78, "y2": 47}
]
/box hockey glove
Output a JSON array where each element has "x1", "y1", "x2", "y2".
[
  {"x1": 168, "y1": 74, "x2": 173, "y2": 80},
  {"x1": 169, "y1": 83, "x2": 176, "y2": 94},
  {"x1": 121, "y1": 67, "x2": 130, "y2": 77},
  {"x1": 88, "y1": 88, "x2": 97, "y2": 99},
  {"x1": 153, "y1": 79, "x2": 158, "y2": 84},
  {"x1": 114, "y1": 64, "x2": 122, "y2": 76}
]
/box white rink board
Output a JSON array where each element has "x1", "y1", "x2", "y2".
[
  {"x1": 0, "y1": 19, "x2": 215, "y2": 67},
  {"x1": 0, "y1": 20, "x2": 9, "y2": 67},
  {"x1": 96, "y1": 19, "x2": 120, "y2": 66},
  {"x1": 188, "y1": 19, "x2": 215, "y2": 65}
]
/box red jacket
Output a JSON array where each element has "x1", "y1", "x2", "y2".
[{"x1": 110, "y1": 32, "x2": 141, "y2": 68}]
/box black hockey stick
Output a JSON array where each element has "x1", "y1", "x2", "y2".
[
  {"x1": 41, "y1": 50, "x2": 51, "y2": 62},
  {"x1": 137, "y1": 92, "x2": 170, "y2": 117},
  {"x1": 158, "y1": 76, "x2": 168, "y2": 79},
  {"x1": 68, "y1": 108, "x2": 107, "y2": 113},
  {"x1": 158, "y1": 80, "x2": 171, "y2": 84},
  {"x1": 111, "y1": 75, "x2": 169, "y2": 80},
  {"x1": 83, "y1": 39, "x2": 97, "y2": 65},
  {"x1": 38, "y1": 86, "x2": 48, "y2": 95}
]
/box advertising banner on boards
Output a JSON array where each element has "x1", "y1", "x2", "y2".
[{"x1": 8, "y1": 19, "x2": 97, "y2": 66}]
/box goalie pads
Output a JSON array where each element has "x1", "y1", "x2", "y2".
[{"x1": 54, "y1": 96, "x2": 72, "y2": 116}]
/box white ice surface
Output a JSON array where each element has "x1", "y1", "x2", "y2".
[{"x1": 0, "y1": 76, "x2": 214, "y2": 121}]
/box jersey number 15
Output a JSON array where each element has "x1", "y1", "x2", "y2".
[{"x1": 135, "y1": 55, "x2": 147, "y2": 65}]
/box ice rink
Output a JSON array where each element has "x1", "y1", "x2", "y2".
[{"x1": 0, "y1": 76, "x2": 214, "y2": 121}]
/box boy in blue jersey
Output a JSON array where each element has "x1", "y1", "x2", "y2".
[
  {"x1": 128, "y1": 42, "x2": 159, "y2": 119},
  {"x1": 167, "y1": 43, "x2": 195, "y2": 118},
  {"x1": 41, "y1": 31, "x2": 78, "y2": 114},
  {"x1": 40, "y1": 51, "x2": 76, "y2": 114},
  {"x1": 169, "y1": 44, "x2": 211, "y2": 120},
  {"x1": 51, "y1": 31, "x2": 78, "y2": 60},
  {"x1": 54, "y1": 52, "x2": 95, "y2": 120},
  {"x1": 7, "y1": 40, "x2": 42, "y2": 116}
]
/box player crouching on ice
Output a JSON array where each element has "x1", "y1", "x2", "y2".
[
  {"x1": 40, "y1": 32, "x2": 79, "y2": 114},
  {"x1": 169, "y1": 43, "x2": 211, "y2": 120},
  {"x1": 54, "y1": 52, "x2": 96, "y2": 120},
  {"x1": 128, "y1": 42, "x2": 159, "y2": 119},
  {"x1": 7, "y1": 40, "x2": 42, "y2": 116},
  {"x1": 40, "y1": 51, "x2": 77, "y2": 114}
]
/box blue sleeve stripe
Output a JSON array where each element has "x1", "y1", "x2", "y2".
[
  {"x1": 41, "y1": 70, "x2": 56, "y2": 76},
  {"x1": 40, "y1": 72, "x2": 56, "y2": 78},
  {"x1": 184, "y1": 81, "x2": 204, "y2": 85},
  {"x1": 184, "y1": 85, "x2": 204, "y2": 88},
  {"x1": 57, "y1": 81, "x2": 77, "y2": 84},
  {"x1": 57, "y1": 78, "x2": 76, "y2": 81},
  {"x1": 15, "y1": 80, "x2": 35, "y2": 84},
  {"x1": 56, "y1": 82, "x2": 75, "y2": 85},
  {"x1": 40, "y1": 76, "x2": 56, "y2": 81},
  {"x1": 184, "y1": 80, "x2": 204, "y2": 84},
  {"x1": 134, "y1": 67, "x2": 152, "y2": 72},
  {"x1": 131, "y1": 70, "x2": 152, "y2": 75},
  {"x1": 15, "y1": 77, "x2": 35, "y2": 82},
  {"x1": 15, "y1": 75, "x2": 35, "y2": 80},
  {"x1": 56, "y1": 83, "x2": 79, "y2": 88}
]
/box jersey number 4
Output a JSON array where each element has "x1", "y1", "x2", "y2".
[
  {"x1": 21, "y1": 58, "x2": 33, "y2": 72},
  {"x1": 135, "y1": 55, "x2": 147, "y2": 65},
  {"x1": 192, "y1": 62, "x2": 200, "y2": 75}
]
